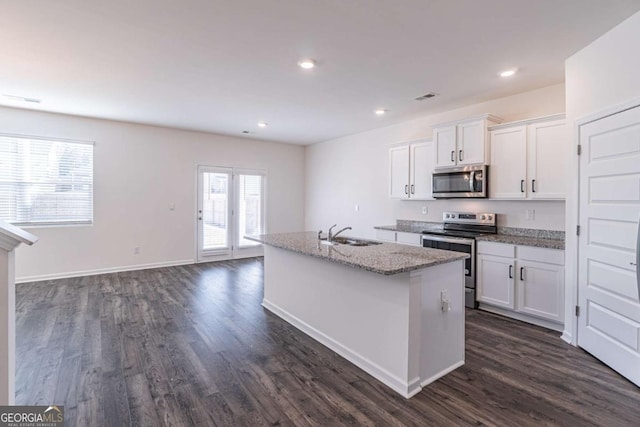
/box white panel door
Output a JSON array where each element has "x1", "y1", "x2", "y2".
[
  {"x1": 517, "y1": 260, "x2": 564, "y2": 323},
  {"x1": 477, "y1": 254, "x2": 516, "y2": 309},
  {"x1": 489, "y1": 126, "x2": 527, "y2": 199},
  {"x1": 410, "y1": 140, "x2": 435, "y2": 200},
  {"x1": 389, "y1": 146, "x2": 410, "y2": 199},
  {"x1": 528, "y1": 120, "x2": 567, "y2": 199},
  {"x1": 434, "y1": 125, "x2": 457, "y2": 168},
  {"x1": 578, "y1": 105, "x2": 640, "y2": 386},
  {"x1": 457, "y1": 119, "x2": 486, "y2": 165}
]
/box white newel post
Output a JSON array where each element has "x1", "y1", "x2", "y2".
[{"x1": 0, "y1": 221, "x2": 38, "y2": 405}]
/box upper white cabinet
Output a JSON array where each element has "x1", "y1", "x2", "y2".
[
  {"x1": 389, "y1": 139, "x2": 435, "y2": 200},
  {"x1": 433, "y1": 114, "x2": 503, "y2": 168},
  {"x1": 489, "y1": 114, "x2": 567, "y2": 200}
]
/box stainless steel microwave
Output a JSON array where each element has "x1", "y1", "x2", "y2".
[{"x1": 432, "y1": 165, "x2": 487, "y2": 198}]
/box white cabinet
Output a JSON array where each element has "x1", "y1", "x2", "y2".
[
  {"x1": 396, "y1": 231, "x2": 422, "y2": 246},
  {"x1": 389, "y1": 139, "x2": 435, "y2": 200},
  {"x1": 477, "y1": 241, "x2": 565, "y2": 329},
  {"x1": 489, "y1": 126, "x2": 527, "y2": 199},
  {"x1": 477, "y1": 254, "x2": 516, "y2": 309},
  {"x1": 374, "y1": 229, "x2": 422, "y2": 246},
  {"x1": 375, "y1": 229, "x2": 397, "y2": 243},
  {"x1": 433, "y1": 114, "x2": 503, "y2": 168},
  {"x1": 527, "y1": 120, "x2": 567, "y2": 199},
  {"x1": 489, "y1": 114, "x2": 566, "y2": 200},
  {"x1": 389, "y1": 145, "x2": 410, "y2": 198}
]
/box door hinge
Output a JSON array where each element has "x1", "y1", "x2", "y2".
[
  {"x1": 577, "y1": 145, "x2": 582, "y2": 155},
  {"x1": 575, "y1": 305, "x2": 580, "y2": 317},
  {"x1": 576, "y1": 225, "x2": 581, "y2": 236}
]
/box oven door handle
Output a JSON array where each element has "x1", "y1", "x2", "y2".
[{"x1": 422, "y1": 234, "x2": 475, "y2": 245}]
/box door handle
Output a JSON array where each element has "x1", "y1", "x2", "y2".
[
  {"x1": 509, "y1": 265, "x2": 513, "y2": 279},
  {"x1": 520, "y1": 179, "x2": 525, "y2": 193},
  {"x1": 410, "y1": 184, "x2": 415, "y2": 194},
  {"x1": 520, "y1": 267, "x2": 524, "y2": 281},
  {"x1": 469, "y1": 171, "x2": 475, "y2": 192},
  {"x1": 459, "y1": 150, "x2": 463, "y2": 162},
  {"x1": 532, "y1": 179, "x2": 536, "y2": 193},
  {"x1": 450, "y1": 151, "x2": 455, "y2": 162},
  {"x1": 405, "y1": 184, "x2": 409, "y2": 195}
]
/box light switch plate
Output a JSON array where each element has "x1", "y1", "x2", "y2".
[{"x1": 422, "y1": 206, "x2": 428, "y2": 215}]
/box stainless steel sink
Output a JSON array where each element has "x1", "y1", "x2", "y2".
[{"x1": 331, "y1": 237, "x2": 382, "y2": 247}]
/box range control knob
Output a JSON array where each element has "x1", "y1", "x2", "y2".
[
  {"x1": 487, "y1": 215, "x2": 493, "y2": 220},
  {"x1": 445, "y1": 214, "x2": 451, "y2": 218},
  {"x1": 481, "y1": 215, "x2": 486, "y2": 220}
]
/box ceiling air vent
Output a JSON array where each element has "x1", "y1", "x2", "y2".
[{"x1": 415, "y1": 92, "x2": 438, "y2": 101}]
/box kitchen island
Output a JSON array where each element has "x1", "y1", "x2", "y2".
[{"x1": 247, "y1": 231, "x2": 468, "y2": 398}]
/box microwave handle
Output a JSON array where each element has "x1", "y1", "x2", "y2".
[{"x1": 469, "y1": 171, "x2": 475, "y2": 192}]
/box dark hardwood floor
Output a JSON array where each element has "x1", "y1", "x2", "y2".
[{"x1": 15, "y1": 258, "x2": 640, "y2": 426}]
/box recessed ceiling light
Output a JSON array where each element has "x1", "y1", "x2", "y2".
[
  {"x1": 3, "y1": 94, "x2": 42, "y2": 103},
  {"x1": 499, "y1": 69, "x2": 517, "y2": 78},
  {"x1": 375, "y1": 109, "x2": 387, "y2": 116},
  {"x1": 257, "y1": 122, "x2": 268, "y2": 128},
  {"x1": 298, "y1": 59, "x2": 316, "y2": 69}
]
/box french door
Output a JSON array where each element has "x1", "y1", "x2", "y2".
[
  {"x1": 197, "y1": 166, "x2": 265, "y2": 262},
  {"x1": 578, "y1": 104, "x2": 640, "y2": 386}
]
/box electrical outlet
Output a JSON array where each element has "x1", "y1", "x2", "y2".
[
  {"x1": 355, "y1": 204, "x2": 359, "y2": 212},
  {"x1": 526, "y1": 209, "x2": 536, "y2": 220},
  {"x1": 169, "y1": 203, "x2": 175, "y2": 211},
  {"x1": 441, "y1": 290, "x2": 451, "y2": 312},
  {"x1": 421, "y1": 206, "x2": 428, "y2": 215},
  {"x1": 134, "y1": 247, "x2": 141, "y2": 255}
]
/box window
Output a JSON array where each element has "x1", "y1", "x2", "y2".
[
  {"x1": 238, "y1": 174, "x2": 264, "y2": 247},
  {"x1": 0, "y1": 134, "x2": 94, "y2": 226}
]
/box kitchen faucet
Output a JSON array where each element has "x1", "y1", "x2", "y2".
[{"x1": 328, "y1": 224, "x2": 352, "y2": 242}]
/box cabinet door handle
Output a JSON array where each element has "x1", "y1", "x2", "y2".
[
  {"x1": 532, "y1": 179, "x2": 536, "y2": 193},
  {"x1": 459, "y1": 150, "x2": 463, "y2": 162},
  {"x1": 520, "y1": 179, "x2": 525, "y2": 193},
  {"x1": 450, "y1": 151, "x2": 455, "y2": 162},
  {"x1": 410, "y1": 184, "x2": 415, "y2": 194},
  {"x1": 405, "y1": 184, "x2": 409, "y2": 195},
  {"x1": 520, "y1": 267, "x2": 524, "y2": 281},
  {"x1": 508, "y1": 265, "x2": 513, "y2": 279}
]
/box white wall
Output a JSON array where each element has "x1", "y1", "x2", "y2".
[
  {"x1": 564, "y1": 10, "x2": 640, "y2": 343},
  {"x1": 305, "y1": 84, "x2": 566, "y2": 238},
  {"x1": 1, "y1": 107, "x2": 305, "y2": 281}
]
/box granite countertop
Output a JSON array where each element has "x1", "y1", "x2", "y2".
[
  {"x1": 375, "y1": 221, "x2": 443, "y2": 234},
  {"x1": 475, "y1": 234, "x2": 565, "y2": 250},
  {"x1": 246, "y1": 231, "x2": 468, "y2": 275},
  {"x1": 375, "y1": 221, "x2": 565, "y2": 250}
]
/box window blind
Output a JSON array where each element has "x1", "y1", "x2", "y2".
[{"x1": 0, "y1": 134, "x2": 94, "y2": 226}]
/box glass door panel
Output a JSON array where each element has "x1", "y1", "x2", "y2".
[
  {"x1": 237, "y1": 174, "x2": 264, "y2": 248},
  {"x1": 197, "y1": 167, "x2": 232, "y2": 261}
]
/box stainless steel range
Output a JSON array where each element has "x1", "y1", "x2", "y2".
[{"x1": 422, "y1": 211, "x2": 497, "y2": 308}]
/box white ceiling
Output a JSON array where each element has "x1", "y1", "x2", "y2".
[{"x1": 2, "y1": 1, "x2": 640, "y2": 145}]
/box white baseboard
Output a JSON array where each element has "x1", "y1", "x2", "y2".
[
  {"x1": 16, "y1": 259, "x2": 195, "y2": 283},
  {"x1": 420, "y1": 360, "x2": 465, "y2": 389},
  {"x1": 262, "y1": 299, "x2": 420, "y2": 398},
  {"x1": 478, "y1": 304, "x2": 564, "y2": 333},
  {"x1": 561, "y1": 330, "x2": 573, "y2": 345}
]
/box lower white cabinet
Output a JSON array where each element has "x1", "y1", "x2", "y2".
[
  {"x1": 375, "y1": 229, "x2": 422, "y2": 246},
  {"x1": 477, "y1": 241, "x2": 564, "y2": 329},
  {"x1": 476, "y1": 254, "x2": 516, "y2": 309},
  {"x1": 396, "y1": 231, "x2": 422, "y2": 246}
]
